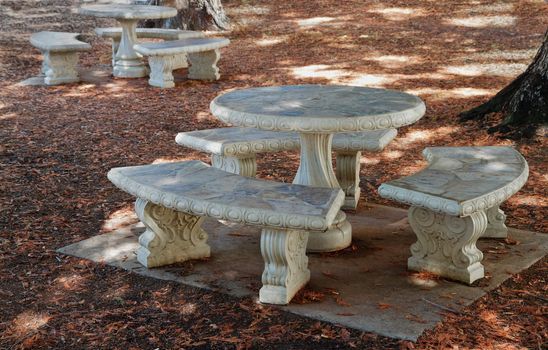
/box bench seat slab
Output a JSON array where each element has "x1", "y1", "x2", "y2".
[
  {"x1": 108, "y1": 161, "x2": 344, "y2": 304},
  {"x1": 379, "y1": 146, "x2": 529, "y2": 284},
  {"x1": 30, "y1": 31, "x2": 91, "y2": 85},
  {"x1": 176, "y1": 127, "x2": 397, "y2": 209}
]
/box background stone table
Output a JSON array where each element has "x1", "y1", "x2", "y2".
[
  {"x1": 211, "y1": 85, "x2": 426, "y2": 252},
  {"x1": 78, "y1": 4, "x2": 177, "y2": 78}
]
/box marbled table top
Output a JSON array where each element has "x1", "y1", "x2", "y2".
[
  {"x1": 108, "y1": 161, "x2": 344, "y2": 231},
  {"x1": 378, "y1": 146, "x2": 529, "y2": 216},
  {"x1": 78, "y1": 4, "x2": 177, "y2": 20},
  {"x1": 210, "y1": 85, "x2": 425, "y2": 133}
]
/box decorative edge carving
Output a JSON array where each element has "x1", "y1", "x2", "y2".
[
  {"x1": 147, "y1": 55, "x2": 175, "y2": 88},
  {"x1": 211, "y1": 155, "x2": 257, "y2": 177},
  {"x1": 210, "y1": 92, "x2": 426, "y2": 133},
  {"x1": 407, "y1": 206, "x2": 486, "y2": 284},
  {"x1": 332, "y1": 129, "x2": 398, "y2": 152},
  {"x1": 108, "y1": 163, "x2": 345, "y2": 232},
  {"x1": 176, "y1": 127, "x2": 396, "y2": 158},
  {"x1": 483, "y1": 206, "x2": 508, "y2": 238},
  {"x1": 135, "y1": 198, "x2": 210, "y2": 268},
  {"x1": 259, "y1": 228, "x2": 310, "y2": 304},
  {"x1": 43, "y1": 51, "x2": 80, "y2": 85},
  {"x1": 335, "y1": 151, "x2": 361, "y2": 210},
  {"x1": 379, "y1": 147, "x2": 529, "y2": 217}
]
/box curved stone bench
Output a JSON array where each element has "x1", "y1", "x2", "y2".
[
  {"x1": 30, "y1": 31, "x2": 91, "y2": 85},
  {"x1": 175, "y1": 127, "x2": 397, "y2": 209},
  {"x1": 95, "y1": 27, "x2": 204, "y2": 68},
  {"x1": 378, "y1": 146, "x2": 529, "y2": 284},
  {"x1": 134, "y1": 37, "x2": 230, "y2": 88},
  {"x1": 108, "y1": 160, "x2": 344, "y2": 304}
]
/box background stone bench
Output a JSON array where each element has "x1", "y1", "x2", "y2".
[
  {"x1": 176, "y1": 127, "x2": 397, "y2": 209},
  {"x1": 30, "y1": 31, "x2": 91, "y2": 85},
  {"x1": 378, "y1": 146, "x2": 529, "y2": 284},
  {"x1": 108, "y1": 160, "x2": 344, "y2": 304},
  {"x1": 134, "y1": 37, "x2": 230, "y2": 88},
  {"x1": 95, "y1": 27, "x2": 204, "y2": 68}
]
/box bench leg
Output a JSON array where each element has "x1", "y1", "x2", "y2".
[
  {"x1": 335, "y1": 151, "x2": 361, "y2": 210},
  {"x1": 134, "y1": 198, "x2": 210, "y2": 268},
  {"x1": 43, "y1": 51, "x2": 80, "y2": 85},
  {"x1": 172, "y1": 53, "x2": 189, "y2": 70},
  {"x1": 188, "y1": 49, "x2": 221, "y2": 81},
  {"x1": 211, "y1": 155, "x2": 257, "y2": 177},
  {"x1": 483, "y1": 206, "x2": 508, "y2": 238},
  {"x1": 407, "y1": 206, "x2": 487, "y2": 284},
  {"x1": 148, "y1": 55, "x2": 176, "y2": 88},
  {"x1": 259, "y1": 228, "x2": 310, "y2": 305}
]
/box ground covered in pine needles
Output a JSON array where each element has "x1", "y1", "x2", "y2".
[{"x1": 0, "y1": 0, "x2": 547, "y2": 349}]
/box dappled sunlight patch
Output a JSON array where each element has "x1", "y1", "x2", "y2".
[
  {"x1": 0, "y1": 112, "x2": 17, "y2": 120},
  {"x1": 255, "y1": 36, "x2": 286, "y2": 47},
  {"x1": 346, "y1": 73, "x2": 394, "y2": 87},
  {"x1": 506, "y1": 194, "x2": 547, "y2": 207},
  {"x1": 383, "y1": 150, "x2": 403, "y2": 160},
  {"x1": 7, "y1": 311, "x2": 50, "y2": 338},
  {"x1": 466, "y1": 49, "x2": 536, "y2": 61},
  {"x1": 101, "y1": 206, "x2": 137, "y2": 233},
  {"x1": 394, "y1": 126, "x2": 461, "y2": 148},
  {"x1": 441, "y1": 63, "x2": 527, "y2": 77},
  {"x1": 55, "y1": 274, "x2": 87, "y2": 291},
  {"x1": 361, "y1": 157, "x2": 380, "y2": 165},
  {"x1": 367, "y1": 7, "x2": 425, "y2": 21},
  {"x1": 196, "y1": 110, "x2": 215, "y2": 122},
  {"x1": 296, "y1": 16, "x2": 336, "y2": 28},
  {"x1": 290, "y1": 64, "x2": 348, "y2": 80},
  {"x1": 445, "y1": 15, "x2": 517, "y2": 28},
  {"x1": 366, "y1": 54, "x2": 422, "y2": 69},
  {"x1": 152, "y1": 156, "x2": 193, "y2": 164},
  {"x1": 407, "y1": 271, "x2": 440, "y2": 288},
  {"x1": 406, "y1": 87, "x2": 497, "y2": 100}
]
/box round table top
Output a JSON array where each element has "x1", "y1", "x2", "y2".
[
  {"x1": 210, "y1": 85, "x2": 426, "y2": 133},
  {"x1": 78, "y1": 4, "x2": 177, "y2": 20}
]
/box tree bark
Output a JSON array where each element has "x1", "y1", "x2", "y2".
[
  {"x1": 460, "y1": 29, "x2": 548, "y2": 131},
  {"x1": 142, "y1": 0, "x2": 230, "y2": 31}
]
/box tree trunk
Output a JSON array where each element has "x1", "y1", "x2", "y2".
[
  {"x1": 460, "y1": 29, "x2": 548, "y2": 132},
  {"x1": 142, "y1": 0, "x2": 230, "y2": 31}
]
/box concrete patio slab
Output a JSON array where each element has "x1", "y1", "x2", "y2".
[{"x1": 57, "y1": 204, "x2": 547, "y2": 341}]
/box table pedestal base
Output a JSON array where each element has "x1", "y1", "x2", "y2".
[
  {"x1": 113, "y1": 19, "x2": 148, "y2": 78},
  {"x1": 293, "y1": 133, "x2": 352, "y2": 252},
  {"x1": 307, "y1": 211, "x2": 352, "y2": 252}
]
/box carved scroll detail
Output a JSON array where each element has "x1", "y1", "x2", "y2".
[
  {"x1": 408, "y1": 206, "x2": 487, "y2": 284},
  {"x1": 259, "y1": 228, "x2": 310, "y2": 304},
  {"x1": 135, "y1": 198, "x2": 210, "y2": 268}
]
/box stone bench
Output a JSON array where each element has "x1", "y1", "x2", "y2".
[
  {"x1": 175, "y1": 127, "x2": 397, "y2": 209},
  {"x1": 108, "y1": 160, "x2": 344, "y2": 304},
  {"x1": 378, "y1": 146, "x2": 529, "y2": 284},
  {"x1": 133, "y1": 37, "x2": 230, "y2": 88},
  {"x1": 95, "y1": 27, "x2": 204, "y2": 68},
  {"x1": 30, "y1": 31, "x2": 91, "y2": 85}
]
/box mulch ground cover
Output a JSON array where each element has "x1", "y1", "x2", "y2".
[{"x1": 0, "y1": 0, "x2": 546, "y2": 348}]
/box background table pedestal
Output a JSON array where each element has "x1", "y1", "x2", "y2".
[
  {"x1": 293, "y1": 133, "x2": 352, "y2": 252},
  {"x1": 113, "y1": 19, "x2": 148, "y2": 78}
]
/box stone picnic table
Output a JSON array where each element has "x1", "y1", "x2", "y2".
[
  {"x1": 210, "y1": 85, "x2": 426, "y2": 252},
  {"x1": 77, "y1": 4, "x2": 177, "y2": 78}
]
